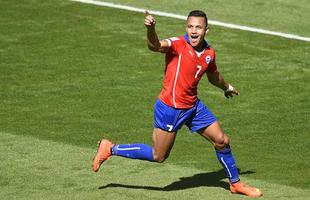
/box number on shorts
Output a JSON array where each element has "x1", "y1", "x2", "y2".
[{"x1": 166, "y1": 124, "x2": 173, "y2": 132}]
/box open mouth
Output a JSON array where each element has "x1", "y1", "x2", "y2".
[
  {"x1": 191, "y1": 35, "x2": 199, "y2": 39},
  {"x1": 190, "y1": 35, "x2": 199, "y2": 43}
]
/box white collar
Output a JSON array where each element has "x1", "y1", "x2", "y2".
[{"x1": 195, "y1": 49, "x2": 205, "y2": 57}]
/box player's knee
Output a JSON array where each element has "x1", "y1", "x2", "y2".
[
  {"x1": 214, "y1": 134, "x2": 230, "y2": 150},
  {"x1": 153, "y1": 153, "x2": 169, "y2": 163}
]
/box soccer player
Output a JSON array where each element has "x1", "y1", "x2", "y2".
[{"x1": 93, "y1": 10, "x2": 262, "y2": 197}]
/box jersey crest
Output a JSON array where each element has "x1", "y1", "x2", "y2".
[{"x1": 205, "y1": 55, "x2": 212, "y2": 64}]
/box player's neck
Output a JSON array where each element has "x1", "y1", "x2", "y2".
[
  {"x1": 193, "y1": 44, "x2": 204, "y2": 52},
  {"x1": 192, "y1": 44, "x2": 204, "y2": 52},
  {"x1": 192, "y1": 39, "x2": 208, "y2": 52}
]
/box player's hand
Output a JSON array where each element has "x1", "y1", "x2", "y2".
[
  {"x1": 144, "y1": 11, "x2": 156, "y2": 28},
  {"x1": 224, "y1": 84, "x2": 239, "y2": 98}
]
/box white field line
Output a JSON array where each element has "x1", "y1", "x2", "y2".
[{"x1": 71, "y1": 0, "x2": 310, "y2": 42}]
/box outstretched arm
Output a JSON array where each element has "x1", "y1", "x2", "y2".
[
  {"x1": 206, "y1": 70, "x2": 239, "y2": 98},
  {"x1": 144, "y1": 11, "x2": 170, "y2": 53}
]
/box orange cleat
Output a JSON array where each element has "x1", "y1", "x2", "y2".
[
  {"x1": 230, "y1": 181, "x2": 263, "y2": 198},
  {"x1": 92, "y1": 139, "x2": 114, "y2": 172}
]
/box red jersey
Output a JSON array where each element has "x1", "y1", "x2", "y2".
[{"x1": 159, "y1": 35, "x2": 217, "y2": 109}]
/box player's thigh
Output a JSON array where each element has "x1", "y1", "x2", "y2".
[
  {"x1": 198, "y1": 121, "x2": 229, "y2": 148},
  {"x1": 186, "y1": 99, "x2": 217, "y2": 133},
  {"x1": 152, "y1": 128, "x2": 176, "y2": 161}
]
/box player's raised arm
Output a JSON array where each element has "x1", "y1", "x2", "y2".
[{"x1": 144, "y1": 11, "x2": 169, "y2": 53}]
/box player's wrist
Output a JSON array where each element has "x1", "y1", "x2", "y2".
[
  {"x1": 225, "y1": 84, "x2": 235, "y2": 92},
  {"x1": 146, "y1": 25, "x2": 156, "y2": 30}
]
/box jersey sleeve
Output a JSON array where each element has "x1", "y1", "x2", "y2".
[
  {"x1": 165, "y1": 37, "x2": 182, "y2": 55},
  {"x1": 206, "y1": 50, "x2": 218, "y2": 73}
]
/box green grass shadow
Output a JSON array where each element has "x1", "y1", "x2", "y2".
[{"x1": 99, "y1": 169, "x2": 255, "y2": 191}]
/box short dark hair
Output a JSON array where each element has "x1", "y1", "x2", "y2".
[{"x1": 187, "y1": 10, "x2": 208, "y2": 27}]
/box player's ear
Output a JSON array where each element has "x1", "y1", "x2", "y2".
[{"x1": 205, "y1": 28, "x2": 209, "y2": 34}]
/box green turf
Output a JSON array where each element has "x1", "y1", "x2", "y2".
[
  {"x1": 1, "y1": 131, "x2": 310, "y2": 200},
  {"x1": 95, "y1": 0, "x2": 310, "y2": 38},
  {"x1": 0, "y1": 0, "x2": 309, "y2": 199}
]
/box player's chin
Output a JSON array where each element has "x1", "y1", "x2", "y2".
[
  {"x1": 189, "y1": 38, "x2": 201, "y2": 47},
  {"x1": 190, "y1": 41, "x2": 199, "y2": 47}
]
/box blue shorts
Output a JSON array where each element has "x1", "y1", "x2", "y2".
[{"x1": 154, "y1": 99, "x2": 217, "y2": 133}]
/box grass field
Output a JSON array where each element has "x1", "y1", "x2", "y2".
[
  {"x1": 0, "y1": 0, "x2": 309, "y2": 199},
  {"x1": 91, "y1": 0, "x2": 310, "y2": 37}
]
